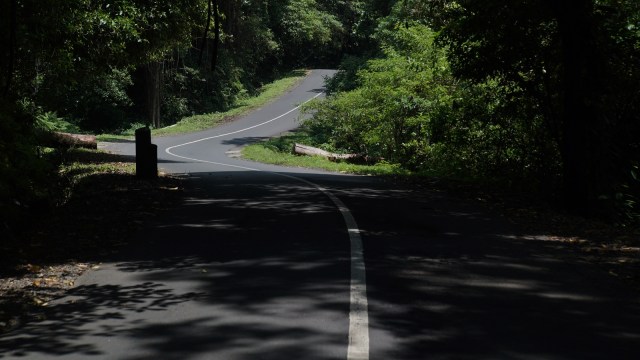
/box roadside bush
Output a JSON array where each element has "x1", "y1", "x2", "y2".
[
  {"x1": 35, "y1": 111, "x2": 81, "y2": 134},
  {"x1": 324, "y1": 55, "x2": 370, "y2": 95},
  {"x1": 305, "y1": 23, "x2": 561, "y2": 187},
  {"x1": 305, "y1": 24, "x2": 454, "y2": 167},
  {"x1": 0, "y1": 102, "x2": 54, "y2": 239},
  {"x1": 38, "y1": 67, "x2": 136, "y2": 133}
]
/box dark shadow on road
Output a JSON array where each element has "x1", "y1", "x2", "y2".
[
  {"x1": 1, "y1": 171, "x2": 639, "y2": 359},
  {"x1": 329, "y1": 180, "x2": 640, "y2": 359},
  {"x1": 220, "y1": 136, "x2": 270, "y2": 147},
  {"x1": 0, "y1": 283, "x2": 201, "y2": 358},
  {"x1": 0, "y1": 171, "x2": 352, "y2": 359},
  {"x1": 157, "y1": 158, "x2": 186, "y2": 164}
]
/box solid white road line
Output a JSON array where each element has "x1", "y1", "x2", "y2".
[
  {"x1": 165, "y1": 92, "x2": 323, "y2": 156},
  {"x1": 293, "y1": 178, "x2": 369, "y2": 360},
  {"x1": 163, "y1": 93, "x2": 370, "y2": 360}
]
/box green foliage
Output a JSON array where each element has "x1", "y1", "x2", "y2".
[
  {"x1": 118, "y1": 122, "x2": 149, "y2": 137},
  {"x1": 1, "y1": 0, "x2": 356, "y2": 134},
  {"x1": 308, "y1": 25, "x2": 450, "y2": 168},
  {"x1": 152, "y1": 71, "x2": 305, "y2": 136},
  {"x1": 307, "y1": 21, "x2": 563, "y2": 193},
  {"x1": 437, "y1": 0, "x2": 640, "y2": 222},
  {"x1": 0, "y1": 0, "x2": 362, "y2": 241},
  {"x1": 614, "y1": 163, "x2": 640, "y2": 226},
  {"x1": 282, "y1": 2, "x2": 360, "y2": 66},
  {"x1": 52, "y1": 67, "x2": 135, "y2": 132},
  {"x1": 281, "y1": 0, "x2": 343, "y2": 47},
  {"x1": 0, "y1": 102, "x2": 53, "y2": 237},
  {"x1": 35, "y1": 112, "x2": 81, "y2": 134},
  {"x1": 324, "y1": 55, "x2": 370, "y2": 94},
  {"x1": 306, "y1": 25, "x2": 451, "y2": 166},
  {"x1": 242, "y1": 135, "x2": 407, "y2": 177},
  {"x1": 447, "y1": 81, "x2": 561, "y2": 185}
]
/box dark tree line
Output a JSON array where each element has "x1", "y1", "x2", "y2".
[
  {"x1": 0, "y1": 0, "x2": 362, "y2": 233},
  {"x1": 1, "y1": 0, "x2": 638, "y2": 229},
  {"x1": 438, "y1": 0, "x2": 640, "y2": 219},
  {"x1": 309, "y1": 0, "x2": 640, "y2": 223}
]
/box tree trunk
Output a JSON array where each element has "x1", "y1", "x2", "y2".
[
  {"x1": 2, "y1": 0, "x2": 17, "y2": 96},
  {"x1": 220, "y1": 0, "x2": 241, "y2": 49},
  {"x1": 145, "y1": 62, "x2": 161, "y2": 128},
  {"x1": 293, "y1": 143, "x2": 375, "y2": 164},
  {"x1": 553, "y1": 0, "x2": 602, "y2": 214},
  {"x1": 212, "y1": 0, "x2": 220, "y2": 72},
  {"x1": 198, "y1": 0, "x2": 219, "y2": 72},
  {"x1": 198, "y1": 0, "x2": 212, "y2": 67}
]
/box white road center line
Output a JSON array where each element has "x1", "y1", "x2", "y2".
[
  {"x1": 165, "y1": 92, "x2": 323, "y2": 155},
  {"x1": 163, "y1": 93, "x2": 370, "y2": 360}
]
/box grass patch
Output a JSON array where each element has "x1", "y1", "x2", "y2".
[
  {"x1": 96, "y1": 70, "x2": 306, "y2": 140},
  {"x1": 56, "y1": 148, "x2": 136, "y2": 195},
  {"x1": 154, "y1": 71, "x2": 306, "y2": 136},
  {"x1": 242, "y1": 131, "x2": 410, "y2": 176},
  {"x1": 96, "y1": 70, "x2": 307, "y2": 141}
]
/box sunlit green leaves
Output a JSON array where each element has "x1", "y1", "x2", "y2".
[
  {"x1": 280, "y1": 0, "x2": 343, "y2": 47},
  {"x1": 304, "y1": 24, "x2": 454, "y2": 167}
]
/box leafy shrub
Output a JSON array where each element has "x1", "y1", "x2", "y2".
[
  {"x1": 0, "y1": 102, "x2": 54, "y2": 238},
  {"x1": 305, "y1": 24, "x2": 453, "y2": 167},
  {"x1": 305, "y1": 22, "x2": 561, "y2": 187},
  {"x1": 324, "y1": 55, "x2": 370, "y2": 95},
  {"x1": 35, "y1": 111, "x2": 81, "y2": 133},
  {"x1": 161, "y1": 95, "x2": 190, "y2": 125},
  {"x1": 120, "y1": 122, "x2": 149, "y2": 136}
]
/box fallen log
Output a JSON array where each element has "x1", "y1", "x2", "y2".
[
  {"x1": 39, "y1": 131, "x2": 97, "y2": 149},
  {"x1": 293, "y1": 143, "x2": 365, "y2": 163}
]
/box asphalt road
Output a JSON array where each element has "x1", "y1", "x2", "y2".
[{"x1": 2, "y1": 70, "x2": 640, "y2": 359}]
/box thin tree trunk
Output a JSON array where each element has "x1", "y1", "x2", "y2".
[
  {"x1": 3, "y1": 0, "x2": 17, "y2": 96},
  {"x1": 553, "y1": 0, "x2": 601, "y2": 214},
  {"x1": 212, "y1": 0, "x2": 220, "y2": 72},
  {"x1": 145, "y1": 62, "x2": 161, "y2": 128},
  {"x1": 199, "y1": 0, "x2": 219, "y2": 72},
  {"x1": 199, "y1": 0, "x2": 212, "y2": 67}
]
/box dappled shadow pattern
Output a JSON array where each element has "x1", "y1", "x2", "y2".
[
  {"x1": 221, "y1": 136, "x2": 270, "y2": 147},
  {"x1": 0, "y1": 282, "x2": 202, "y2": 358},
  {"x1": 0, "y1": 172, "x2": 352, "y2": 359},
  {"x1": 2, "y1": 171, "x2": 640, "y2": 359},
  {"x1": 328, "y1": 181, "x2": 640, "y2": 359}
]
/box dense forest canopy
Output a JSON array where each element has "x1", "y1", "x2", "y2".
[
  {"x1": 1, "y1": 0, "x2": 639, "y2": 228},
  {"x1": 308, "y1": 0, "x2": 640, "y2": 224}
]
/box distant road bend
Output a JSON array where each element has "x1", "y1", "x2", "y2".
[
  {"x1": 1, "y1": 69, "x2": 640, "y2": 359},
  {"x1": 159, "y1": 69, "x2": 370, "y2": 360}
]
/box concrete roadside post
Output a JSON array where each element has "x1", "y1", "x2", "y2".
[{"x1": 135, "y1": 127, "x2": 158, "y2": 179}]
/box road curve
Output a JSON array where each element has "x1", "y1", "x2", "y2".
[{"x1": 2, "y1": 70, "x2": 640, "y2": 359}]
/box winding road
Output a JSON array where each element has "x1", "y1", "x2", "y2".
[{"x1": 2, "y1": 70, "x2": 640, "y2": 359}]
